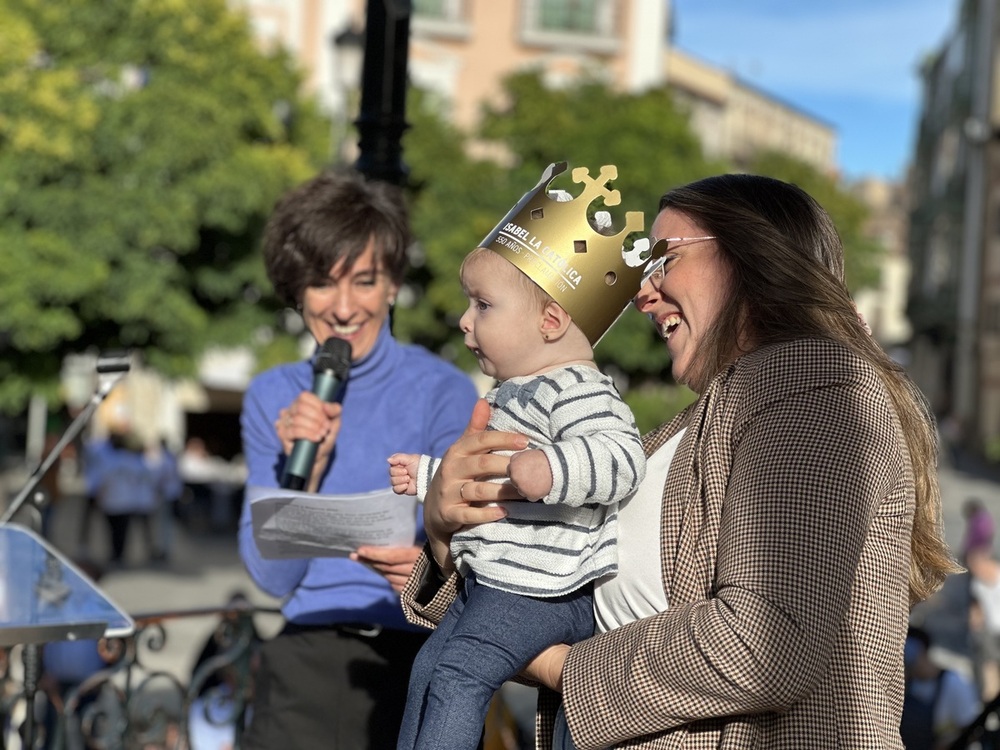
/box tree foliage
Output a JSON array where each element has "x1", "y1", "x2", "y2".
[
  {"x1": 0, "y1": 0, "x2": 329, "y2": 411},
  {"x1": 397, "y1": 88, "x2": 516, "y2": 366}
]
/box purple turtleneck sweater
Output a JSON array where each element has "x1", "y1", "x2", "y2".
[{"x1": 238, "y1": 321, "x2": 478, "y2": 629}]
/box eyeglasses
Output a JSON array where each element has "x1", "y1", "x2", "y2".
[{"x1": 640, "y1": 236, "x2": 717, "y2": 286}]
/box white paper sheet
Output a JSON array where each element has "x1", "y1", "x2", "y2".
[{"x1": 247, "y1": 485, "x2": 417, "y2": 559}]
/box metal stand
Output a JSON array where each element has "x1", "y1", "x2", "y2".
[
  {"x1": 1, "y1": 353, "x2": 130, "y2": 748},
  {"x1": 1, "y1": 352, "x2": 131, "y2": 526}
]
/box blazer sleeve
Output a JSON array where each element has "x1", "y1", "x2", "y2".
[
  {"x1": 399, "y1": 543, "x2": 464, "y2": 630},
  {"x1": 560, "y1": 370, "x2": 906, "y2": 748}
]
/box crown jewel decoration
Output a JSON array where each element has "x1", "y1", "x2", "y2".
[{"x1": 480, "y1": 162, "x2": 665, "y2": 345}]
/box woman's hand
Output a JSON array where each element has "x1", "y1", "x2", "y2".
[
  {"x1": 423, "y1": 399, "x2": 529, "y2": 572},
  {"x1": 275, "y1": 391, "x2": 343, "y2": 492},
  {"x1": 521, "y1": 644, "x2": 570, "y2": 692},
  {"x1": 352, "y1": 545, "x2": 422, "y2": 592}
]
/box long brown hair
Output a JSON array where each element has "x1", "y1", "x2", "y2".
[{"x1": 660, "y1": 173, "x2": 959, "y2": 604}]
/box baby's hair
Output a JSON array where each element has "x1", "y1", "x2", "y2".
[{"x1": 461, "y1": 248, "x2": 553, "y2": 312}]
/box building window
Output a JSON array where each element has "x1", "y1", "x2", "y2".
[
  {"x1": 412, "y1": 0, "x2": 469, "y2": 38},
  {"x1": 537, "y1": 0, "x2": 601, "y2": 32},
  {"x1": 413, "y1": 0, "x2": 465, "y2": 22},
  {"x1": 521, "y1": 0, "x2": 619, "y2": 51}
]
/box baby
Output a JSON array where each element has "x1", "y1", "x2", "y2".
[{"x1": 390, "y1": 243, "x2": 645, "y2": 750}]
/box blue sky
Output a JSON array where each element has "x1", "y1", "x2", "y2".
[{"x1": 670, "y1": 0, "x2": 959, "y2": 181}]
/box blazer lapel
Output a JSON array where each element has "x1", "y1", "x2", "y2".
[
  {"x1": 642, "y1": 401, "x2": 702, "y2": 606},
  {"x1": 658, "y1": 376, "x2": 731, "y2": 607}
]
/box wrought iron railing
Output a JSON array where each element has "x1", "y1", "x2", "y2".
[
  {"x1": 9, "y1": 591, "x2": 1000, "y2": 750},
  {"x1": 2, "y1": 603, "x2": 282, "y2": 750},
  {"x1": 951, "y1": 691, "x2": 1000, "y2": 749}
]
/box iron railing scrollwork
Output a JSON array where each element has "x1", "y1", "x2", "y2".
[{"x1": 3, "y1": 603, "x2": 281, "y2": 750}]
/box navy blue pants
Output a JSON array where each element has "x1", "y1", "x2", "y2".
[{"x1": 398, "y1": 572, "x2": 593, "y2": 750}]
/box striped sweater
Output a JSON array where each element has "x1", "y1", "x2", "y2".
[{"x1": 416, "y1": 365, "x2": 645, "y2": 597}]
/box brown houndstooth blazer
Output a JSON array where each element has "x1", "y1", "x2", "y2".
[{"x1": 402, "y1": 339, "x2": 916, "y2": 749}]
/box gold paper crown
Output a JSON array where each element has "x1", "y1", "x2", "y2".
[{"x1": 480, "y1": 162, "x2": 663, "y2": 345}]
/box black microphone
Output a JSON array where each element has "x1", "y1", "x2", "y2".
[{"x1": 280, "y1": 337, "x2": 352, "y2": 490}]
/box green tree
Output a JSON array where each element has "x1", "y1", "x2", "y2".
[
  {"x1": 0, "y1": 0, "x2": 329, "y2": 411},
  {"x1": 397, "y1": 87, "x2": 515, "y2": 368}
]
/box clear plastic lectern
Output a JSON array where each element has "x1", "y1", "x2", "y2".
[{"x1": 0, "y1": 524, "x2": 134, "y2": 647}]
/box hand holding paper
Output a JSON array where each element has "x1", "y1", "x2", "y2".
[
  {"x1": 351, "y1": 545, "x2": 422, "y2": 592},
  {"x1": 247, "y1": 484, "x2": 418, "y2": 559}
]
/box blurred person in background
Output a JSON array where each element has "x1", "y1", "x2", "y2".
[
  {"x1": 962, "y1": 497, "x2": 995, "y2": 563},
  {"x1": 900, "y1": 626, "x2": 980, "y2": 749},
  {"x1": 147, "y1": 438, "x2": 183, "y2": 563},
  {"x1": 77, "y1": 432, "x2": 113, "y2": 560},
  {"x1": 39, "y1": 560, "x2": 110, "y2": 750},
  {"x1": 188, "y1": 590, "x2": 262, "y2": 750},
  {"x1": 94, "y1": 430, "x2": 158, "y2": 566},
  {"x1": 967, "y1": 545, "x2": 1000, "y2": 701},
  {"x1": 238, "y1": 170, "x2": 479, "y2": 749}
]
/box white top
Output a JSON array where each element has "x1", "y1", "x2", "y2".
[
  {"x1": 594, "y1": 428, "x2": 685, "y2": 633},
  {"x1": 971, "y1": 573, "x2": 1000, "y2": 634}
]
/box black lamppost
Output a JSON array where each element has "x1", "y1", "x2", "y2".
[
  {"x1": 331, "y1": 24, "x2": 364, "y2": 166},
  {"x1": 353, "y1": 0, "x2": 412, "y2": 187}
]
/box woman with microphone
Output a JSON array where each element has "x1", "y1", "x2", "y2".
[{"x1": 238, "y1": 170, "x2": 478, "y2": 750}]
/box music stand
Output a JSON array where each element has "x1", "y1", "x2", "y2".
[{"x1": 0, "y1": 524, "x2": 134, "y2": 647}]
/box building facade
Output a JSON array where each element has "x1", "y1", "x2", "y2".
[
  {"x1": 907, "y1": 0, "x2": 1000, "y2": 454},
  {"x1": 229, "y1": 0, "x2": 836, "y2": 173},
  {"x1": 852, "y1": 177, "x2": 913, "y2": 352},
  {"x1": 666, "y1": 49, "x2": 837, "y2": 175}
]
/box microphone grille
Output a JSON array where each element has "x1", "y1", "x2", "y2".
[{"x1": 315, "y1": 337, "x2": 352, "y2": 379}]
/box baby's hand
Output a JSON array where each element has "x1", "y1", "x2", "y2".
[
  {"x1": 387, "y1": 453, "x2": 420, "y2": 496},
  {"x1": 507, "y1": 449, "x2": 552, "y2": 502}
]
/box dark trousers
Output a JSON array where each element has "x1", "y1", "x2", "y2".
[
  {"x1": 398, "y1": 573, "x2": 593, "y2": 750},
  {"x1": 77, "y1": 494, "x2": 98, "y2": 554},
  {"x1": 243, "y1": 622, "x2": 428, "y2": 750},
  {"x1": 106, "y1": 514, "x2": 130, "y2": 562},
  {"x1": 105, "y1": 513, "x2": 154, "y2": 563}
]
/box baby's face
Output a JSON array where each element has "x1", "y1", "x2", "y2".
[{"x1": 458, "y1": 252, "x2": 545, "y2": 381}]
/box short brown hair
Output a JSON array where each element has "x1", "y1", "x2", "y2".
[{"x1": 263, "y1": 170, "x2": 411, "y2": 307}]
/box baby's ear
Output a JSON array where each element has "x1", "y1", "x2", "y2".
[{"x1": 540, "y1": 301, "x2": 572, "y2": 341}]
